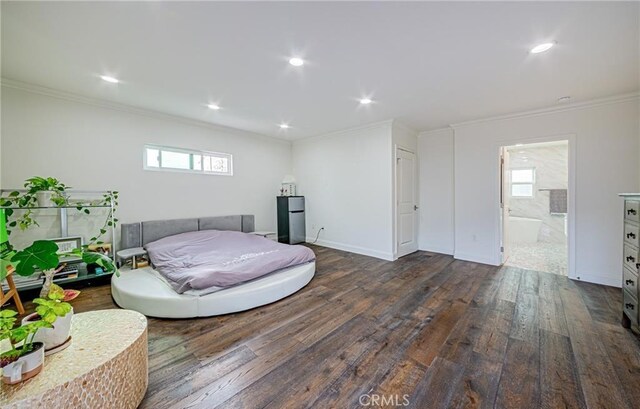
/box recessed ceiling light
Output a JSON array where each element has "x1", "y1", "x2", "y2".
[
  {"x1": 289, "y1": 57, "x2": 304, "y2": 67},
  {"x1": 207, "y1": 104, "x2": 221, "y2": 110},
  {"x1": 557, "y1": 96, "x2": 571, "y2": 103},
  {"x1": 530, "y1": 42, "x2": 555, "y2": 54},
  {"x1": 515, "y1": 144, "x2": 524, "y2": 147},
  {"x1": 100, "y1": 75, "x2": 119, "y2": 84},
  {"x1": 279, "y1": 123, "x2": 290, "y2": 129},
  {"x1": 359, "y1": 98, "x2": 373, "y2": 105}
]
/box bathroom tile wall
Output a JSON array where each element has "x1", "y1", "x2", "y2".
[{"x1": 508, "y1": 143, "x2": 568, "y2": 244}]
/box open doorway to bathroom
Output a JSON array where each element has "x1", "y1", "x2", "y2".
[{"x1": 500, "y1": 140, "x2": 569, "y2": 276}]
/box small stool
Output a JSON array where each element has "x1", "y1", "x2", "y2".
[
  {"x1": 116, "y1": 247, "x2": 148, "y2": 269},
  {"x1": 1, "y1": 267, "x2": 25, "y2": 314}
]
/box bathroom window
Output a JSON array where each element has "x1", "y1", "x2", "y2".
[
  {"x1": 143, "y1": 144, "x2": 233, "y2": 176},
  {"x1": 511, "y1": 168, "x2": 535, "y2": 198}
]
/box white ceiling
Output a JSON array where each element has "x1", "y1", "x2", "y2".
[{"x1": 2, "y1": 2, "x2": 638, "y2": 140}]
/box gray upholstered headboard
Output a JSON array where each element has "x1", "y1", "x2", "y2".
[{"x1": 120, "y1": 215, "x2": 255, "y2": 249}]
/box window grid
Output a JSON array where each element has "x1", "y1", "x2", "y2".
[
  {"x1": 143, "y1": 144, "x2": 233, "y2": 176},
  {"x1": 510, "y1": 168, "x2": 535, "y2": 198}
]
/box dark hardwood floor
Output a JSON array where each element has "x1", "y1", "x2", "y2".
[{"x1": 22, "y1": 245, "x2": 640, "y2": 408}]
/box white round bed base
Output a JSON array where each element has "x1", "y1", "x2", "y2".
[{"x1": 111, "y1": 262, "x2": 316, "y2": 318}]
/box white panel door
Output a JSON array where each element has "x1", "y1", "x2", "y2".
[{"x1": 396, "y1": 148, "x2": 418, "y2": 258}]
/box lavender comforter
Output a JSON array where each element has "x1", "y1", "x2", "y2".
[{"x1": 145, "y1": 230, "x2": 315, "y2": 294}]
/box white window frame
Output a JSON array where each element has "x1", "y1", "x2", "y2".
[
  {"x1": 510, "y1": 167, "x2": 536, "y2": 198},
  {"x1": 143, "y1": 144, "x2": 233, "y2": 176}
]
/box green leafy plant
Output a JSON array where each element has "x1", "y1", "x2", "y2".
[
  {"x1": 1, "y1": 240, "x2": 118, "y2": 297},
  {"x1": 10, "y1": 240, "x2": 60, "y2": 278},
  {"x1": 0, "y1": 178, "x2": 120, "y2": 297},
  {"x1": 0, "y1": 177, "x2": 68, "y2": 232},
  {"x1": 0, "y1": 309, "x2": 51, "y2": 367},
  {"x1": 0, "y1": 176, "x2": 118, "y2": 244},
  {"x1": 24, "y1": 177, "x2": 68, "y2": 206},
  {"x1": 85, "y1": 191, "x2": 119, "y2": 245},
  {"x1": 32, "y1": 284, "x2": 72, "y2": 324},
  {"x1": 0, "y1": 283, "x2": 75, "y2": 368}
]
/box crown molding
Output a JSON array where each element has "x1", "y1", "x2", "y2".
[
  {"x1": 293, "y1": 119, "x2": 394, "y2": 145},
  {"x1": 0, "y1": 77, "x2": 291, "y2": 146},
  {"x1": 417, "y1": 127, "x2": 453, "y2": 137},
  {"x1": 391, "y1": 119, "x2": 418, "y2": 136},
  {"x1": 450, "y1": 92, "x2": 639, "y2": 129}
]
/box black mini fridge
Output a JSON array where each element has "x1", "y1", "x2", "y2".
[{"x1": 277, "y1": 196, "x2": 306, "y2": 244}]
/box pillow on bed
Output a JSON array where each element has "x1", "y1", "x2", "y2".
[{"x1": 145, "y1": 229, "x2": 315, "y2": 294}]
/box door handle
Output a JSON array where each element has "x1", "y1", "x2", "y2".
[{"x1": 414, "y1": 205, "x2": 419, "y2": 211}]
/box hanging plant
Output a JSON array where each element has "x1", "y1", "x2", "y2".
[
  {"x1": 0, "y1": 176, "x2": 118, "y2": 246},
  {"x1": 84, "y1": 191, "x2": 119, "y2": 245}
]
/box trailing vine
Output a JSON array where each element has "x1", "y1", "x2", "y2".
[
  {"x1": 85, "y1": 191, "x2": 119, "y2": 246},
  {"x1": 0, "y1": 177, "x2": 118, "y2": 245}
]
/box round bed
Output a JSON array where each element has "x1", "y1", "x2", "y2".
[
  {"x1": 111, "y1": 214, "x2": 315, "y2": 318},
  {"x1": 111, "y1": 262, "x2": 315, "y2": 318}
]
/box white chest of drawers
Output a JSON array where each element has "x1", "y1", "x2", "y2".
[{"x1": 620, "y1": 194, "x2": 640, "y2": 333}]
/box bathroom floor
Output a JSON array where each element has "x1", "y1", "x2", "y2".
[{"x1": 505, "y1": 242, "x2": 567, "y2": 276}]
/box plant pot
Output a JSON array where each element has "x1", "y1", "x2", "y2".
[
  {"x1": 22, "y1": 307, "x2": 73, "y2": 353},
  {"x1": 35, "y1": 190, "x2": 54, "y2": 207},
  {"x1": 2, "y1": 342, "x2": 44, "y2": 384}
]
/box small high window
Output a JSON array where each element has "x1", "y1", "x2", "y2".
[
  {"x1": 510, "y1": 168, "x2": 535, "y2": 198},
  {"x1": 143, "y1": 145, "x2": 233, "y2": 176}
]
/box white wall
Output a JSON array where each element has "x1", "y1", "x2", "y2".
[
  {"x1": 293, "y1": 121, "x2": 394, "y2": 260},
  {"x1": 0, "y1": 97, "x2": 2, "y2": 191},
  {"x1": 1, "y1": 85, "x2": 292, "y2": 245},
  {"x1": 453, "y1": 97, "x2": 640, "y2": 286},
  {"x1": 417, "y1": 128, "x2": 455, "y2": 255}
]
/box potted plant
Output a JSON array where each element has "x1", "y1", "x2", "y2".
[
  {"x1": 0, "y1": 176, "x2": 118, "y2": 241},
  {"x1": 6, "y1": 240, "x2": 116, "y2": 298},
  {"x1": 0, "y1": 177, "x2": 119, "y2": 370},
  {"x1": 23, "y1": 176, "x2": 68, "y2": 207},
  {"x1": 0, "y1": 240, "x2": 115, "y2": 357},
  {"x1": 0, "y1": 309, "x2": 50, "y2": 384},
  {"x1": 21, "y1": 284, "x2": 76, "y2": 354},
  {"x1": 0, "y1": 203, "x2": 118, "y2": 356}
]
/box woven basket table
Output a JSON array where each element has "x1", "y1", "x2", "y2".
[{"x1": 0, "y1": 309, "x2": 148, "y2": 409}]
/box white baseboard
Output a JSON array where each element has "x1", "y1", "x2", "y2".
[
  {"x1": 418, "y1": 244, "x2": 454, "y2": 255},
  {"x1": 305, "y1": 239, "x2": 620, "y2": 287},
  {"x1": 305, "y1": 237, "x2": 395, "y2": 261},
  {"x1": 453, "y1": 252, "x2": 500, "y2": 266},
  {"x1": 571, "y1": 273, "x2": 621, "y2": 288}
]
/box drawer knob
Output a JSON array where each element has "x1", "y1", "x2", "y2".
[
  {"x1": 628, "y1": 209, "x2": 637, "y2": 216},
  {"x1": 627, "y1": 255, "x2": 636, "y2": 263},
  {"x1": 626, "y1": 279, "x2": 635, "y2": 286},
  {"x1": 626, "y1": 303, "x2": 635, "y2": 310},
  {"x1": 628, "y1": 232, "x2": 637, "y2": 239}
]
